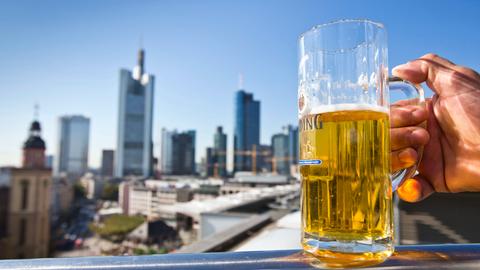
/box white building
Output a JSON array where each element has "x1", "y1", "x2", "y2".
[{"x1": 119, "y1": 179, "x2": 191, "y2": 223}]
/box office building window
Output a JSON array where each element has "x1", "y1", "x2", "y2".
[{"x1": 21, "y1": 180, "x2": 29, "y2": 210}]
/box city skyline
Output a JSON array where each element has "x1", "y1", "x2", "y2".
[{"x1": 1, "y1": 0, "x2": 479, "y2": 169}]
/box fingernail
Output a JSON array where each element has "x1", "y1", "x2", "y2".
[
  {"x1": 400, "y1": 179, "x2": 421, "y2": 201},
  {"x1": 411, "y1": 129, "x2": 428, "y2": 145},
  {"x1": 402, "y1": 180, "x2": 413, "y2": 194},
  {"x1": 392, "y1": 63, "x2": 409, "y2": 75}
]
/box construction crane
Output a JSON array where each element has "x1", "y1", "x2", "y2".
[{"x1": 234, "y1": 145, "x2": 295, "y2": 175}]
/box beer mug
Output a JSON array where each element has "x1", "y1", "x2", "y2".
[{"x1": 298, "y1": 20, "x2": 424, "y2": 267}]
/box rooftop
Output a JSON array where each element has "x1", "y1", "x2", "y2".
[{"x1": 159, "y1": 184, "x2": 299, "y2": 219}]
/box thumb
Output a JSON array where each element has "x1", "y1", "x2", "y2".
[
  {"x1": 392, "y1": 53, "x2": 457, "y2": 96},
  {"x1": 397, "y1": 175, "x2": 435, "y2": 203}
]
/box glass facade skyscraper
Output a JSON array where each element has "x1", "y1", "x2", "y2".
[
  {"x1": 270, "y1": 125, "x2": 298, "y2": 176},
  {"x1": 234, "y1": 90, "x2": 260, "y2": 172},
  {"x1": 115, "y1": 49, "x2": 154, "y2": 177},
  {"x1": 160, "y1": 129, "x2": 196, "y2": 175},
  {"x1": 213, "y1": 126, "x2": 227, "y2": 177},
  {"x1": 54, "y1": 115, "x2": 90, "y2": 177},
  {"x1": 286, "y1": 125, "x2": 298, "y2": 167},
  {"x1": 271, "y1": 133, "x2": 289, "y2": 175},
  {"x1": 101, "y1": 150, "x2": 114, "y2": 177},
  {"x1": 171, "y1": 130, "x2": 196, "y2": 175},
  {"x1": 160, "y1": 128, "x2": 175, "y2": 175},
  {"x1": 205, "y1": 147, "x2": 215, "y2": 177}
]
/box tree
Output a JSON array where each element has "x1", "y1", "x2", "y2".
[
  {"x1": 73, "y1": 182, "x2": 86, "y2": 200},
  {"x1": 89, "y1": 214, "x2": 144, "y2": 242},
  {"x1": 101, "y1": 183, "x2": 119, "y2": 201}
]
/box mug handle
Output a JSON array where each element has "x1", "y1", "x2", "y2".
[{"x1": 389, "y1": 76, "x2": 426, "y2": 191}]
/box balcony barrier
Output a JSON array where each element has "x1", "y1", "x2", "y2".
[{"x1": 0, "y1": 244, "x2": 479, "y2": 269}]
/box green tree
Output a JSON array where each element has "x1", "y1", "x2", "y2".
[
  {"x1": 74, "y1": 182, "x2": 86, "y2": 200},
  {"x1": 89, "y1": 215, "x2": 144, "y2": 241},
  {"x1": 101, "y1": 183, "x2": 119, "y2": 201}
]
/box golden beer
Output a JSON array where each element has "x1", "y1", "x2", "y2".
[{"x1": 300, "y1": 109, "x2": 393, "y2": 267}]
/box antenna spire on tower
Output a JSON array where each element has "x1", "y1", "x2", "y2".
[
  {"x1": 138, "y1": 45, "x2": 145, "y2": 76},
  {"x1": 238, "y1": 73, "x2": 244, "y2": 90}
]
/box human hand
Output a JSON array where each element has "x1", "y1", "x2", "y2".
[{"x1": 391, "y1": 53, "x2": 480, "y2": 202}]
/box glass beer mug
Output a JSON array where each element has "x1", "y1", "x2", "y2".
[{"x1": 298, "y1": 20, "x2": 424, "y2": 267}]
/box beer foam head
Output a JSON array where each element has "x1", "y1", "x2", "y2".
[{"x1": 302, "y1": 103, "x2": 388, "y2": 117}]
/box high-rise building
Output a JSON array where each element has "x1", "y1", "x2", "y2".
[
  {"x1": 286, "y1": 125, "x2": 298, "y2": 167},
  {"x1": 213, "y1": 126, "x2": 227, "y2": 177},
  {"x1": 160, "y1": 128, "x2": 176, "y2": 175},
  {"x1": 271, "y1": 133, "x2": 290, "y2": 175},
  {"x1": 101, "y1": 150, "x2": 114, "y2": 177},
  {"x1": 234, "y1": 90, "x2": 260, "y2": 172},
  {"x1": 171, "y1": 130, "x2": 196, "y2": 175},
  {"x1": 256, "y1": 144, "x2": 272, "y2": 173},
  {"x1": 205, "y1": 126, "x2": 228, "y2": 178},
  {"x1": 54, "y1": 115, "x2": 90, "y2": 178},
  {"x1": 205, "y1": 147, "x2": 215, "y2": 177},
  {"x1": 0, "y1": 119, "x2": 51, "y2": 259},
  {"x1": 115, "y1": 48, "x2": 154, "y2": 178}
]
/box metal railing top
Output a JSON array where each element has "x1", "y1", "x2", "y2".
[{"x1": 1, "y1": 244, "x2": 480, "y2": 270}]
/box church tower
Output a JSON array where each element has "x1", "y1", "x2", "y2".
[{"x1": 22, "y1": 107, "x2": 46, "y2": 169}]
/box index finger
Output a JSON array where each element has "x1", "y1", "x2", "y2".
[{"x1": 390, "y1": 104, "x2": 427, "y2": 128}]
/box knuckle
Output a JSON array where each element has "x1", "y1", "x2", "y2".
[
  {"x1": 446, "y1": 69, "x2": 469, "y2": 86},
  {"x1": 421, "y1": 53, "x2": 440, "y2": 60},
  {"x1": 456, "y1": 66, "x2": 480, "y2": 78}
]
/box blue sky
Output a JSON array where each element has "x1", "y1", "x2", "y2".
[{"x1": 1, "y1": 0, "x2": 479, "y2": 168}]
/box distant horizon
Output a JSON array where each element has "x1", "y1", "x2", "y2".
[{"x1": 1, "y1": 0, "x2": 479, "y2": 169}]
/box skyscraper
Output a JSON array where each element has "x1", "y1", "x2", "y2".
[
  {"x1": 286, "y1": 125, "x2": 299, "y2": 167},
  {"x1": 54, "y1": 115, "x2": 90, "y2": 178},
  {"x1": 205, "y1": 147, "x2": 215, "y2": 177},
  {"x1": 171, "y1": 130, "x2": 196, "y2": 175},
  {"x1": 256, "y1": 144, "x2": 272, "y2": 173},
  {"x1": 270, "y1": 125, "x2": 298, "y2": 176},
  {"x1": 160, "y1": 128, "x2": 175, "y2": 175},
  {"x1": 234, "y1": 90, "x2": 260, "y2": 172},
  {"x1": 271, "y1": 133, "x2": 289, "y2": 175},
  {"x1": 101, "y1": 150, "x2": 114, "y2": 177},
  {"x1": 115, "y1": 48, "x2": 154, "y2": 177},
  {"x1": 213, "y1": 126, "x2": 227, "y2": 177}
]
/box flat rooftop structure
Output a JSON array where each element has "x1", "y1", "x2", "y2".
[
  {"x1": 159, "y1": 184, "x2": 299, "y2": 219},
  {"x1": 1, "y1": 244, "x2": 479, "y2": 269},
  {"x1": 232, "y1": 172, "x2": 289, "y2": 184},
  {"x1": 233, "y1": 211, "x2": 301, "y2": 252}
]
